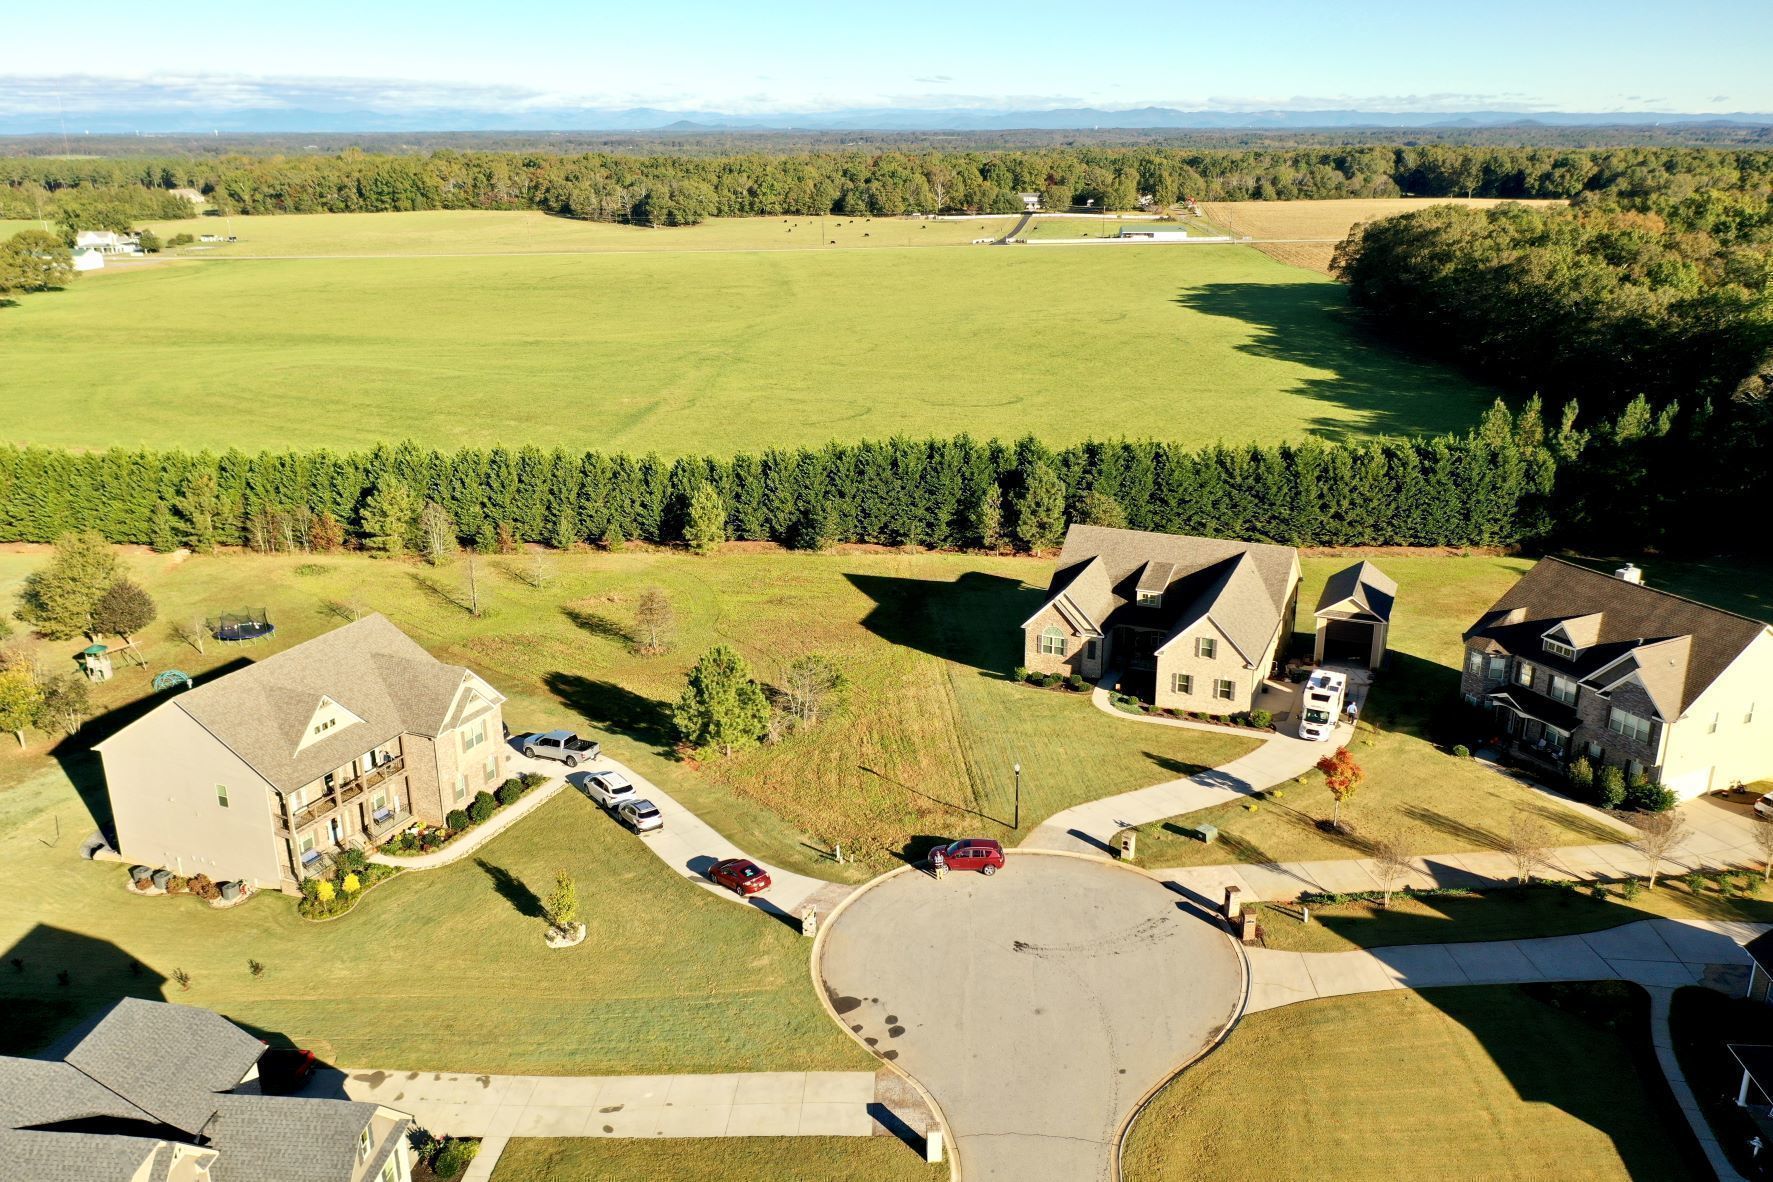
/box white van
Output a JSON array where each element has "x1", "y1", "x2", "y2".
[{"x1": 1300, "y1": 669, "x2": 1347, "y2": 742}]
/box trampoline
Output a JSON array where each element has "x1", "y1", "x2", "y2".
[{"x1": 208, "y1": 610, "x2": 276, "y2": 643}]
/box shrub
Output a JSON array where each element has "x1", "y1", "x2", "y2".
[
  {"x1": 167, "y1": 232, "x2": 195, "y2": 247},
  {"x1": 1624, "y1": 778, "x2": 1676, "y2": 812},
  {"x1": 336, "y1": 847, "x2": 368, "y2": 874},
  {"x1": 1566, "y1": 755, "x2": 1593, "y2": 792},
  {"x1": 1012, "y1": 666, "x2": 1030, "y2": 683},
  {"x1": 315, "y1": 880, "x2": 336, "y2": 903},
  {"x1": 166, "y1": 875, "x2": 190, "y2": 894},
  {"x1": 188, "y1": 874, "x2": 220, "y2": 901},
  {"x1": 300, "y1": 877, "x2": 321, "y2": 901},
  {"x1": 1066, "y1": 673, "x2": 1086, "y2": 692},
  {"x1": 1619, "y1": 878, "x2": 1643, "y2": 900},
  {"x1": 1596, "y1": 765, "x2": 1626, "y2": 810},
  {"x1": 1247, "y1": 709, "x2": 1273, "y2": 729},
  {"x1": 1452, "y1": 744, "x2": 1471, "y2": 758},
  {"x1": 496, "y1": 779, "x2": 523, "y2": 807},
  {"x1": 293, "y1": 563, "x2": 330, "y2": 577},
  {"x1": 432, "y1": 1139, "x2": 480, "y2": 1180},
  {"x1": 520, "y1": 771, "x2": 547, "y2": 789},
  {"x1": 446, "y1": 808, "x2": 470, "y2": 831},
  {"x1": 341, "y1": 873, "x2": 362, "y2": 894},
  {"x1": 468, "y1": 791, "x2": 496, "y2": 824}
]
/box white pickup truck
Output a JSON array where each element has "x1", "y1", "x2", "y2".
[{"x1": 521, "y1": 730, "x2": 601, "y2": 768}]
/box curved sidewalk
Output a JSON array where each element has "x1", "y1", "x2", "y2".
[{"x1": 368, "y1": 749, "x2": 567, "y2": 870}]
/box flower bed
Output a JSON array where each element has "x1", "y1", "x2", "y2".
[
  {"x1": 1012, "y1": 667, "x2": 1091, "y2": 694},
  {"x1": 298, "y1": 855, "x2": 400, "y2": 920},
  {"x1": 1108, "y1": 692, "x2": 1274, "y2": 731},
  {"x1": 379, "y1": 771, "x2": 549, "y2": 858}
]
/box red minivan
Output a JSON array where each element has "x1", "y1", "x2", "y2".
[{"x1": 940, "y1": 839, "x2": 1005, "y2": 875}]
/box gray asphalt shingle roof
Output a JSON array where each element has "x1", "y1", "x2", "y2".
[
  {"x1": 1464, "y1": 558, "x2": 1768, "y2": 716},
  {"x1": 63, "y1": 999, "x2": 265, "y2": 1137},
  {"x1": 0, "y1": 1056, "x2": 156, "y2": 1131},
  {"x1": 1315, "y1": 560, "x2": 1397, "y2": 622},
  {"x1": 206, "y1": 1095, "x2": 397, "y2": 1182},
  {"x1": 1032, "y1": 525, "x2": 1296, "y2": 662},
  {"x1": 101, "y1": 613, "x2": 497, "y2": 794},
  {"x1": 0, "y1": 1129, "x2": 180, "y2": 1181}
]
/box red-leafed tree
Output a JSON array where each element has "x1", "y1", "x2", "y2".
[{"x1": 1316, "y1": 746, "x2": 1365, "y2": 831}]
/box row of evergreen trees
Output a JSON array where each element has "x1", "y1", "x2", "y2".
[{"x1": 0, "y1": 428, "x2": 1554, "y2": 555}]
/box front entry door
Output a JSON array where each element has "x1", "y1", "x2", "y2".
[{"x1": 328, "y1": 816, "x2": 343, "y2": 846}]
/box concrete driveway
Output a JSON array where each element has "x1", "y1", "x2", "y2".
[{"x1": 817, "y1": 852, "x2": 1245, "y2": 1182}]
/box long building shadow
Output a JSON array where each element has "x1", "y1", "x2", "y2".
[
  {"x1": 0, "y1": 924, "x2": 167, "y2": 1057},
  {"x1": 541, "y1": 671, "x2": 677, "y2": 753},
  {"x1": 844, "y1": 570, "x2": 1039, "y2": 676}
]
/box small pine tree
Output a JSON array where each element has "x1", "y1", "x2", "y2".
[
  {"x1": 362, "y1": 478, "x2": 419, "y2": 557},
  {"x1": 972, "y1": 483, "x2": 1004, "y2": 550},
  {"x1": 551, "y1": 506, "x2": 578, "y2": 551},
  {"x1": 16, "y1": 531, "x2": 124, "y2": 639},
  {"x1": 684, "y1": 482, "x2": 727, "y2": 554},
  {"x1": 673, "y1": 645, "x2": 771, "y2": 756},
  {"x1": 601, "y1": 522, "x2": 626, "y2": 552},
  {"x1": 1011, "y1": 461, "x2": 1066, "y2": 552},
  {"x1": 148, "y1": 503, "x2": 178, "y2": 553},
  {"x1": 546, "y1": 868, "x2": 580, "y2": 933},
  {"x1": 1075, "y1": 489, "x2": 1127, "y2": 529}
]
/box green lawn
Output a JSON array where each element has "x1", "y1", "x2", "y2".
[
  {"x1": 0, "y1": 546, "x2": 1253, "y2": 879},
  {"x1": 1251, "y1": 877, "x2": 1773, "y2": 954},
  {"x1": 0, "y1": 211, "x2": 1497, "y2": 456},
  {"x1": 1123, "y1": 984, "x2": 1706, "y2": 1181},
  {"x1": 490, "y1": 1136, "x2": 947, "y2": 1181},
  {"x1": 0, "y1": 773, "x2": 863, "y2": 1073},
  {"x1": 1129, "y1": 553, "x2": 1631, "y2": 867}
]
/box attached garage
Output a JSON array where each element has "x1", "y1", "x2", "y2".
[{"x1": 1313, "y1": 561, "x2": 1396, "y2": 669}]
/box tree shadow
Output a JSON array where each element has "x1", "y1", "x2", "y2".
[
  {"x1": 407, "y1": 572, "x2": 473, "y2": 615},
  {"x1": 1144, "y1": 750, "x2": 1214, "y2": 779},
  {"x1": 541, "y1": 672, "x2": 677, "y2": 752},
  {"x1": 845, "y1": 571, "x2": 1040, "y2": 676},
  {"x1": 859, "y1": 765, "x2": 994, "y2": 826},
  {"x1": 474, "y1": 858, "x2": 544, "y2": 920},
  {"x1": 560, "y1": 605, "x2": 632, "y2": 647},
  {"x1": 1171, "y1": 282, "x2": 1497, "y2": 443},
  {"x1": 1400, "y1": 804, "x2": 1507, "y2": 852}
]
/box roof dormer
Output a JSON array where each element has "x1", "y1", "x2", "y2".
[
  {"x1": 1135, "y1": 560, "x2": 1174, "y2": 608},
  {"x1": 293, "y1": 695, "x2": 365, "y2": 753},
  {"x1": 1541, "y1": 613, "x2": 1602, "y2": 661}
]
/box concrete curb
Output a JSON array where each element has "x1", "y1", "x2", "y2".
[
  {"x1": 810, "y1": 860, "x2": 960, "y2": 1181},
  {"x1": 368, "y1": 777, "x2": 567, "y2": 871}
]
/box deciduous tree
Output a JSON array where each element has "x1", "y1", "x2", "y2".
[
  {"x1": 1316, "y1": 747, "x2": 1364, "y2": 831},
  {"x1": 0, "y1": 668, "x2": 43, "y2": 748},
  {"x1": 16, "y1": 532, "x2": 123, "y2": 639},
  {"x1": 1633, "y1": 809, "x2": 1691, "y2": 890},
  {"x1": 632, "y1": 588, "x2": 674, "y2": 655},
  {"x1": 91, "y1": 580, "x2": 156, "y2": 643},
  {"x1": 546, "y1": 868, "x2": 580, "y2": 933},
  {"x1": 780, "y1": 654, "x2": 845, "y2": 727}
]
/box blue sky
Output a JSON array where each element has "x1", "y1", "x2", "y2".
[{"x1": 3, "y1": 0, "x2": 1770, "y2": 116}]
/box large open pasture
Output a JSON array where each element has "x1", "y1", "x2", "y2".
[
  {"x1": 1199, "y1": 197, "x2": 1566, "y2": 273},
  {"x1": 0, "y1": 209, "x2": 1500, "y2": 455}
]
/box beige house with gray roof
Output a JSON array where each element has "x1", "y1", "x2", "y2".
[
  {"x1": 1462, "y1": 558, "x2": 1773, "y2": 798},
  {"x1": 1022, "y1": 525, "x2": 1300, "y2": 713},
  {"x1": 96, "y1": 614, "x2": 507, "y2": 891}
]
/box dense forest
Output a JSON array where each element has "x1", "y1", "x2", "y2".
[
  {"x1": 0, "y1": 397, "x2": 1738, "y2": 557},
  {"x1": 4, "y1": 143, "x2": 1771, "y2": 225}
]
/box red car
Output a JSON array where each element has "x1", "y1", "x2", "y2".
[
  {"x1": 709, "y1": 857, "x2": 771, "y2": 896},
  {"x1": 940, "y1": 839, "x2": 1005, "y2": 875}
]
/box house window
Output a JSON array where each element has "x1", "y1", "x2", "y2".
[
  {"x1": 454, "y1": 774, "x2": 468, "y2": 802},
  {"x1": 1514, "y1": 662, "x2": 1535, "y2": 688},
  {"x1": 359, "y1": 1126, "x2": 372, "y2": 1161},
  {"x1": 1171, "y1": 673, "x2": 1193, "y2": 695},
  {"x1": 1213, "y1": 678, "x2": 1235, "y2": 701},
  {"x1": 1196, "y1": 637, "x2": 1217, "y2": 660},
  {"x1": 381, "y1": 1159, "x2": 399, "y2": 1182},
  {"x1": 216, "y1": 784, "x2": 229, "y2": 808},
  {"x1": 1485, "y1": 656, "x2": 1508, "y2": 683},
  {"x1": 1587, "y1": 740, "x2": 1603, "y2": 760},
  {"x1": 461, "y1": 719, "x2": 488, "y2": 753},
  {"x1": 1607, "y1": 707, "x2": 1652, "y2": 745},
  {"x1": 1466, "y1": 650, "x2": 1483, "y2": 674},
  {"x1": 1709, "y1": 713, "x2": 1719, "y2": 735},
  {"x1": 1038, "y1": 627, "x2": 1068, "y2": 657},
  {"x1": 1549, "y1": 676, "x2": 1578, "y2": 706},
  {"x1": 1543, "y1": 638, "x2": 1577, "y2": 661},
  {"x1": 484, "y1": 755, "x2": 499, "y2": 783},
  {"x1": 1137, "y1": 590, "x2": 1162, "y2": 608},
  {"x1": 313, "y1": 716, "x2": 339, "y2": 737},
  {"x1": 1084, "y1": 639, "x2": 1098, "y2": 662}
]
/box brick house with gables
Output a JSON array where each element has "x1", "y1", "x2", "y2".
[{"x1": 1461, "y1": 558, "x2": 1773, "y2": 798}]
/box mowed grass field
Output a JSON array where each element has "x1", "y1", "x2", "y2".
[
  {"x1": 0, "y1": 209, "x2": 1500, "y2": 455},
  {"x1": 1199, "y1": 197, "x2": 1566, "y2": 273},
  {"x1": 1123, "y1": 985, "x2": 1705, "y2": 1181},
  {"x1": 491, "y1": 1136, "x2": 947, "y2": 1181}
]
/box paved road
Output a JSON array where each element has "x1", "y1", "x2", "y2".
[{"x1": 818, "y1": 853, "x2": 1244, "y2": 1182}]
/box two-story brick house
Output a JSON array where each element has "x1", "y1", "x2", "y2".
[
  {"x1": 96, "y1": 614, "x2": 508, "y2": 891},
  {"x1": 1461, "y1": 558, "x2": 1773, "y2": 798},
  {"x1": 1021, "y1": 524, "x2": 1300, "y2": 713}
]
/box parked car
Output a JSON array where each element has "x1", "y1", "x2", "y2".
[
  {"x1": 581, "y1": 769, "x2": 636, "y2": 809},
  {"x1": 617, "y1": 799, "x2": 663, "y2": 833},
  {"x1": 708, "y1": 858, "x2": 771, "y2": 896},
  {"x1": 257, "y1": 1047, "x2": 316, "y2": 1095},
  {"x1": 940, "y1": 838, "x2": 1005, "y2": 874},
  {"x1": 1756, "y1": 792, "x2": 1773, "y2": 819},
  {"x1": 522, "y1": 730, "x2": 601, "y2": 767}
]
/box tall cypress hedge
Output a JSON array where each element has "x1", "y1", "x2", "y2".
[{"x1": 0, "y1": 433, "x2": 1544, "y2": 551}]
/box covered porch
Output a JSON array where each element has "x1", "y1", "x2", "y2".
[{"x1": 1482, "y1": 687, "x2": 1578, "y2": 772}]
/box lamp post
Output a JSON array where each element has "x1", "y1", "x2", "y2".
[{"x1": 1013, "y1": 762, "x2": 1022, "y2": 831}]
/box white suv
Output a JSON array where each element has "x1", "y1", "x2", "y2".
[{"x1": 581, "y1": 770, "x2": 637, "y2": 810}]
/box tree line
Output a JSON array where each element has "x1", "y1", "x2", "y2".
[
  {"x1": 4, "y1": 143, "x2": 1770, "y2": 224},
  {"x1": 0, "y1": 399, "x2": 1741, "y2": 561}
]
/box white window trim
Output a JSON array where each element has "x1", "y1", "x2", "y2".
[
  {"x1": 1514, "y1": 661, "x2": 1535, "y2": 687},
  {"x1": 1038, "y1": 627, "x2": 1068, "y2": 657},
  {"x1": 1171, "y1": 673, "x2": 1193, "y2": 695},
  {"x1": 1213, "y1": 678, "x2": 1235, "y2": 701},
  {"x1": 1542, "y1": 638, "x2": 1577, "y2": 661},
  {"x1": 1196, "y1": 637, "x2": 1217, "y2": 660},
  {"x1": 1549, "y1": 675, "x2": 1578, "y2": 706},
  {"x1": 1607, "y1": 707, "x2": 1653, "y2": 744}
]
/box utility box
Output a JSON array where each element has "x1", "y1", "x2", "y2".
[
  {"x1": 1119, "y1": 831, "x2": 1137, "y2": 860},
  {"x1": 1194, "y1": 823, "x2": 1219, "y2": 844}
]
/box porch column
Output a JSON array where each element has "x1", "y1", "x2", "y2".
[{"x1": 1740, "y1": 1066, "x2": 1753, "y2": 1108}]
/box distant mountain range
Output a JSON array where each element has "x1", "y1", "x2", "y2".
[{"x1": 10, "y1": 105, "x2": 1773, "y2": 136}]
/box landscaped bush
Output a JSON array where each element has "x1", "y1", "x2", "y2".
[
  {"x1": 1566, "y1": 754, "x2": 1593, "y2": 792},
  {"x1": 1247, "y1": 709, "x2": 1273, "y2": 729},
  {"x1": 166, "y1": 875, "x2": 189, "y2": 894},
  {"x1": 1452, "y1": 744, "x2": 1471, "y2": 758},
  {"x1": 446, "y1": 808, "x2": 470, "y2": 831},
  {"x1": 1596, "y1": 765, "x2": 1627, "y2": 810},
  {"x1": 187, "y1": 874, "x2": 221, "y2": 901},
  {"x1": 495, "y1": 779, "x2": 524, "y2": 807},
  {"x1": 1012, "y1": 666, "x2": 1029, "y2": 683},
  {"x1": 297, "y1": 863, "x2": 397, "y2": 920},
  {"x1": 1066, "y1": 673, "x2": 1087, "y2": 692},
  {"x1": 1623, "y1": 776, "x2": 1676, "y2": 813},
  {"x1": 336, "y1": 847, "x2": 368, "y2": 874},
  {"x1": 430, "y1": 1138, "x2": 479, "y2": 1180},
  {"x1": 468, "y1": 791, "x2": 496, "y2": 824}
]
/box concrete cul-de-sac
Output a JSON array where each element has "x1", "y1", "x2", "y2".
[{"x1": 817, "y1": 852, "x2": 1245, "y2": 1182}]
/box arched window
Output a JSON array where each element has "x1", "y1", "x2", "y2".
[{"x1": 1039, "y1": 626, "x2": 1068, "y2": 657}]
